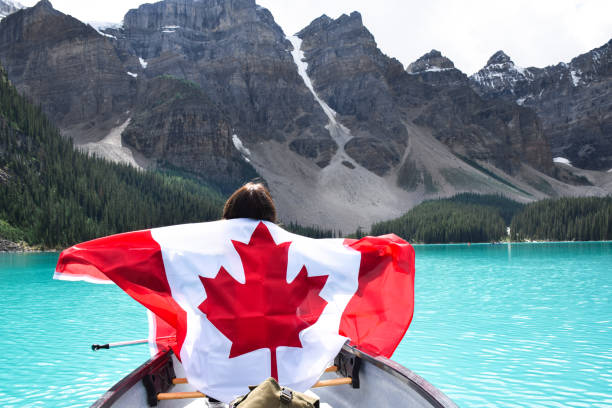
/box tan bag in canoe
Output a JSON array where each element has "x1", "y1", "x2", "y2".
[{"x1": 230, "y1": 377, "x2": 319, "y2": 408}]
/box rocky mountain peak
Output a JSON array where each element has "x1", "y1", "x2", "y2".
[
  {"x1": 407, "y1": 49, "x2": 455, "y2": 73},
  {"x1": 22, "y1": 0, "x2": 64, "y2": 22},
  {"x1": 336, "y1": 11, "x2": 363, "y2": 26},
  {"x1": 303, "y1": 11, "x2": 362, "y2": 33},
  {"x1": 469, "y1": 38, "x2": 612, "y2": 170},
  {"x1": 487, "y1": 50, "x2": 512, "y2": 65},
  {"x1": 471, "y1": 49, "x2": 533, "y2": 96},
  {"x1": 123, "y1": 0, "x2": 267, "y2": 34},
  {"x1": 298, "y1": 11, "x2": 374, "y2": 49}
]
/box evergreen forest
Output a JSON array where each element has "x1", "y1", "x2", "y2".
[
  {"x1": 370, "y1": 193, "x2": 612, "y2": 243},
  {"x1": 370, "y1": 193, "x2": 519, "y2": 243},
  {"x1": 0, "y1": 66, "x2": 224, "y2": 248},
  {"x1": 510, "y1": 197, "x2": 612, "y2": 242}
]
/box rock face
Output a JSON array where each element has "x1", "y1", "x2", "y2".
[
  {"x1": 298, "y1": 16, "x2": 553, "y2": 177},
  {"x1": 123, "y1": 76, "x2": 257, "y2": 188},
  {"x1": 470, "y1": 40, "x2": 612, "y2": 170},
  {"x1": 297, "y1": 12, "x2": 416, "y2": 175},
  {"x1": 0, "y1": 0, "x2": 339, "y2": 188},
  {"x1": 114, "y1": 0, "x2": 332, "y2": 165},
  {"x1": 408, "y1": 49, "x2": 553, "y2": 176},
  {"x1": 0, "y1": 0, "x2": 134, "y2": 135}
]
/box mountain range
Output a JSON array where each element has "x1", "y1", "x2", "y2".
[{"x1": 0, "y1": 0, "x2": 610, "y2": 231}]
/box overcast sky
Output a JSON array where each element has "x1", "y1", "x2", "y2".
[{"x1": 20, "y1": 0, "x2": 612, "y2": 74}]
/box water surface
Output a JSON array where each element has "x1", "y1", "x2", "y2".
[
  {"x1": 396, "y1": 242, "x2": 612, "y2": 408},
  {"x1": 0, "y1": 253, "x2": 149, "y2": 407},
  {"x1": 1, "y1": 242, "x2": 611, "y2": 407}
]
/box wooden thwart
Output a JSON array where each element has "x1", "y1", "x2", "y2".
[
  {"x1": 160, "y1": 368, "x2": 350, "y2": 401},
  {"x1": 171, "y1": 365, "x2": 338, "y2": 385},
  {"x1": 311, "y1": 377, "x2": 353, "y2": 388},
  {"x1": 158, "y1": 391, "x2": 206, "y2": 400}
]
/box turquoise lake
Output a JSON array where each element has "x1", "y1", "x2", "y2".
[{"x1": 0, "y1": 242, "x2": 611, "y2": 407}]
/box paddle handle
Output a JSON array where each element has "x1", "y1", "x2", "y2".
[
  {"x1": 92, "y1": 339, "x2": 148, "y2": 350},
  {"x1": 91, "y1": 336, "x2": 174, "y2": 351}
]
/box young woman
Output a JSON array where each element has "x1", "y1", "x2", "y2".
[{"x1": 222, "y1": 182, "x2": 276, "y2": 223}]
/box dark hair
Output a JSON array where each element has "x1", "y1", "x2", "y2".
[{"x1": 222, "y1": 182, "x2": 277, "y2": 222}]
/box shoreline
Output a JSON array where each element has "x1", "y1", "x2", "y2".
[
  {"x1": 2, "y1": 237, "x2": 610, "y2": 253},
  {"x1": 0, "y1": 237, "x2": 45, "y2": 253},
  {"x1": 411, "y1": 240, "x2": 612, "y2": 246}
]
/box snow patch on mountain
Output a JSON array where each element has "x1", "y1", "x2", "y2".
[
  {"x1": 0, "y1": 0, "x2": 23, "y2": 19},
  {"x1": 288, "y1": 35, "x2": 352, "y2": 149},
  {"x1": 408, "y1": 67, "x2": 454, "y2": 75},
  {"x1": 232, "y1": 134, "x2": 251, "y2": 162},
  {"x1": 570, "y1": 70, "x2": 581, "y2": 86},
  {"x1": 88, "y1": 21, "x2": 122, "y2": 31},
  {"x1": 554, "y1": 157, "x2": 572, "y2": 166},
  {"x1": 161, "y1": 25, "x2": 180, "y2": 33},
  {"x1": 87, "y1": 22, "x2": 120, "y2": 39}
]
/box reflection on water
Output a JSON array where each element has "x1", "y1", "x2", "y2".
[
  {"x1": 395, "y1": 242, "x2": 612, "y2": 408},
  {"x1": 0, "y1": 243, "x2": 611, "y2": 407}
]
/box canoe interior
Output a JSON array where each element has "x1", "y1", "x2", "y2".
[{"x1": 91, "y1": 345, "x2": 458, "y2": 408}]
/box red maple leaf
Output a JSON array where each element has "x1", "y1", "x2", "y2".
[{"x1": 198, "y1": 222, "x2": 328, "y2": 379}]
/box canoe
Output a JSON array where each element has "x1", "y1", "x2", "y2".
[{"x1": 91, "y1": 344, "x2": 458, "y2": 407}]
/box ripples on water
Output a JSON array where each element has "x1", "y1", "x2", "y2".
[
  {"x1": 0, "y1": 243, "x2": 611, "y2": 407},
  {"x1": 395, "y1": 242, "x2": 612, "y2": 408},
  {"x1": 0, "y1": 253, "x2": 149, "y2": 407}
]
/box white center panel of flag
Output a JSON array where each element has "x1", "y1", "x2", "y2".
[{"x1": 151, "y1": 218, "x2": 361, "y2": 402}]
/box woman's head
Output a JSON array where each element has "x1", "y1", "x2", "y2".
[{"x1": 222, "y1": 182, "x2": 277, "y2": 223}]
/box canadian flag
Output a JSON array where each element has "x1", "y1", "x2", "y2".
[{"x1": 55, "y1": 219, "x2": 414, "y2": 402}]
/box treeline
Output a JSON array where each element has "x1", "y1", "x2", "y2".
[
  {"x1": 371, "y1": 194, "x2": 514, "y2": 243},
  {"x1": 0, "y1": 65, "x2": 225, "y2": 248},
  {"x1": 510, "y1": 197, "x2": 612, "y2": 241},
  {"x1": 443, "y1": 192, "x2": 525, "y2": 224},
  {"x1": 369, "y1": 193, "x2": 612, "y2": 243},
  {"x1": 284, "y1": 221, "x2": 336, "y2": 238}
]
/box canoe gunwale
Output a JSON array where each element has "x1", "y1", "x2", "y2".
[
  {"x1": 90, "y1": 349, "x2": 173, "y2": 408},
  {"x1": 340, "y1": 344, "x2": 458, "y2": 408},
  {"x1": 90, "y1": 346, "x2": 458, "y2": 408}
]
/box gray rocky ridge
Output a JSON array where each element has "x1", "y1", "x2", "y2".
[
  {"x1": 298, "y1": 13, "x2": 553, "y2": 177},
  {"x1": 470, "y1": 41, "x2": 612, "y2": 170},
  {"x1": 0, "y1": 0, "x2": 610, "y2": 229},
  {"x1": 0, "y1": 0, "x2": 135, "y2": 139}
]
